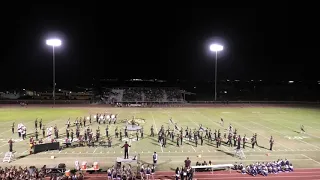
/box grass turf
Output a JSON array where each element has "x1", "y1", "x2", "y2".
[{"x1": 0, "y1": 105, "x2": 320, "y2": 171}]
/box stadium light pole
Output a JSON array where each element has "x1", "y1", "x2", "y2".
[
  {"x1": 46, "y1": 39, "x2": 62, "y2": 105},
  {"x1": 209, "y1": 44, "x2": 223, "y2": 101}
]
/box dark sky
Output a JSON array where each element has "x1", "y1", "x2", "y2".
[{"x1": 1, "y1": 4, "x2": 319, "y2": 89}]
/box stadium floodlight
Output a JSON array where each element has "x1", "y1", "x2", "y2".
[
  {"x1": 46, "y1": 39, "x2": 62, "y2": 46},
  {"x1": 210, "y1": 44, "x2": 223, "y2": 52},
  {"x1": 46, "y1": 38, "x2": 62, "y2": 105},
  {"x1": 209, "y1": 43, "x2": 224, "y2": 101}
]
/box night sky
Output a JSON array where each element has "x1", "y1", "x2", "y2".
[{"x1": 2, "y1": 5, "x2": 318, "y2": 89}]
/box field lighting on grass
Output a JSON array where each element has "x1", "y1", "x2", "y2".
[
  {"x1": 46, "y1": 39, "x2": 62, "y2": 105},
  {"x1": 209, "y1": 43, "x2": 223, "y2": 101}
]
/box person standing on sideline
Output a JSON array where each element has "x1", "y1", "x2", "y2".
[
  {"x1": 153, "y1": 152, "x2": 158, "y2": 165},
  {"x1": 122, "y1": 141, "x2": 131, "y2": 159},
  {"x1": 8, "y1": 138, "x2": 14, "y2": 152},
  {"x1": 269, "y1": 136, "x2": 274, "y2": 151}
]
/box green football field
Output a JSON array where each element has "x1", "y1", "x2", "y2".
[{"x1": 0, "y1": 105, "x2": 320, "y2": 171}]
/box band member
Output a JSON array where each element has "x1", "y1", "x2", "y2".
[
  {"x1": 220, "y1": 118, "x2": 224, "y2": 126},
  {"x1": 35, "y1": 118, "x2": 38, "y2": 129},
  {"x1": 233, "y1": 134, "x2": 237, "y2": 147},
  {"x1": 251, "y1": 136, "x2": 255, "y2": 149},
  {"x1": 83, "y1": 117, "x2": 86, "y2": 127},
  {"x1": 153, "y1": 152, "x2": 158, "y2": 165},
  {"x1": 254, "y1": 133, "x2": 258, "y2": 146},
  {"x1": 125, "y1": 126, "x2": 128, "y2": 138},
  {"x1": 136, "y1": 130, "x2": 139, "y2": 141},
  {"x1": 300, "y1": 125, "x2": 305, "y2": 134},
  {"x1": 237, "y1": 135, "x2": 241, "y2": 149},
  {"x1": 8, "y1": 139, "x2": 14, "y2": 152},
  {"x1": 141, "y1": 127, "x2": 144, "y2": 138},
  {"x1": 35, "y1": 129, "x2": 39, "y2": 141},
  {"x1": 67, "y1": 119, "x2": 70, "y2": 128},
  {"x1": 106, "y1": 125, "x2": 109, "y2": 137},
  {"x1": 39, "y1": 119, "x2": 42, "y2": 130},
  {"x1": 242, "y1": 134, "x2": 246, "y2": 149},
  {"x1": 269, "y1": 136, "x2": 274, "y2": 151},
  {"x1": 71, "y1": 129, "x2": 74, "y2": 141},
  {"x1": 11, "y1": 123, "x2": 14, "y2": 134},
  {"x1": 114, "y1": 126, "x2": 119, "y2": 138},
  {"x1": 150, "y1": 125, "x2": 154, "y2": 137},
  {"x1": 122, "y1": 141, "x2": 131, "y2": 159},
  {"x1": 42, "y1": 127, "x2": 45, "y2": 138},
  {"x1": 218, "y1": 136, "x2": 221, "y2": 147}
]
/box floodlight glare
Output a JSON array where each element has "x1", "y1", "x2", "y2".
[
  {"x1": 46, "y1": 39, "x2": 62, "y2": 46},
  {"x1": 210, "y1": 44, "x2": 223, "y2": 52}
]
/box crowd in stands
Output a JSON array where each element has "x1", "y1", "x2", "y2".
[
  {"x1": 120, "y1": 88, "x2": 182, "y2": 102},
  {"x1": 0, "y1": 165, "x2": 47, "y2": 179},
  {"x1": 166, "y1": 89, "x2": 183, "y2": 101},
  {"x1": 143, "y1": 88, "x2": 164, "y2": 101},
  {"x1": 123, "y1": 88, "x2": 142, "y2": 102},
  {"x1": 233, "y1": 159, "x2": 293, "y2": 176},
  {"x1": 107, "y1": 164, "x2": 138, "y2": 180},
  {"x1": 55, "y1": 172, "x2": 84, "y2": 180}
]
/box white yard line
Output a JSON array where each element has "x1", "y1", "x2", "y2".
[
  {"x1": 250, "y1": 121, "x2": 320, "y2": 149},
  {"x1": 150, "y1": 111, "x2": 163, "y2": 152},
  {"x1": 301, "y1": 154, "x2": 320, "y2": 165},
  {"x1": 190, "y1": 145, "x2": 197, "y2": 153},
  {"x1": 93, "y1": 148, "x2": 98, "y2": 153},
  {"x1": 15, "y1": 153, "x2": 308, "y2": 157}
]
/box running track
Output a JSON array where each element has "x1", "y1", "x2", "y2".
[{"x1": 64, "y1": 168, "x2": 320, "y2": 180}]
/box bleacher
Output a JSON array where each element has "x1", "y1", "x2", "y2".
[{"x1": 101, "y1": 87, "x2": 183, "y2": 103}]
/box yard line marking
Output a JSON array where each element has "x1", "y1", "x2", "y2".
[
  {"x1": 93, "y1": 148, "x2": 98, "y2": 153},
  {"x1": 150, "y1": 112, "x2": 163, "y2": 153},
  {"x1": 22, "y1": 150, "x2": 27, "y2": 154},
  {"x1": 101, "y1": 152, "x2": 103, "y2": 154},
  {"x1": 65, "y1": 152, "x2": 67, "y2": 154},
  {"x1": 191, "y1": 146, "x2": 197, "y2": 152},
  {"x1": 72, "y1": 151, "x2": 75, "y2": 153},
  {"x1": 28, "y1": 153, "x2": 305, "y2": 157},
  {"x1": 301, "y1": 154, "x2": 320, "y2": 165},
  {"x1": 250, "y1": 121, "x2": 320, "y2": 149},
  {"x1": 208, "y1": 150, "x2": 210, "y2": 152}
]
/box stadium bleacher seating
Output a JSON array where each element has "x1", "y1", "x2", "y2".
[{"x1": 101, "y1": 87, "x2": 183, "y2": 103}]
